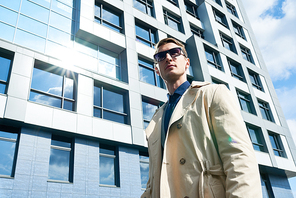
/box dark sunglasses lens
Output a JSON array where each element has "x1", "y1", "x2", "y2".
[
  {"x1": 169, "y1": 48, "x2": 181, "y2": 56},
  {"x1": 154, "y1": 51, "x2": 166, "y2": 62}
]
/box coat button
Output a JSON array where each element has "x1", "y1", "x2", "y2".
[
  {"x1": 177, "y1": 123, "x2": 182, "y2": 129},
  {"x1": 180, "y1": 158, "x2": 186, "y2": 165}
]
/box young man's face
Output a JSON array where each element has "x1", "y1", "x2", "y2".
[{"x1": 155, "y1": 42, "x2": 189, "y2": 83}]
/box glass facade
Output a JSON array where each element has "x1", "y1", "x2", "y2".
[
  {"x1": 29, "y1": 61, "x2": 76, "y2": 111},
  {"x1": 133, "y1": 0, "x2": 153, "y2": 17},
  {"x1": 237, "y1": 91, "x2": 255, "y2": 114},
  {"x1": 0, "y1": 50, "x2": 13, "y2": 94},
  {"x1": 48, "y1": 135, "x2": 73, "y2": 182},
  {"x1": 94, "y1": 84, "x2": 128, "y2": 124},
  {"x1": 0, "y1": 126, "x2": 18, "y2": 177},
  {"x1": 135, "y1": 22, "x2": 157, "y2": 48},
  {"x1": 139, "y1": 152, "x2": 149, "y2": 189},
  {"x1": 99, "y1": 145, "x2": 118, "y2": 186}
]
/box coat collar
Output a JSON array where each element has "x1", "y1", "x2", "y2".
[{"x1": 145, "y1": 81, "x2": 210, "y2": 139}]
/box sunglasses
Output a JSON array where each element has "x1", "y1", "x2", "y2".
[{"x1": 153, "y1": 47, "x2": 185, "y2": 62}]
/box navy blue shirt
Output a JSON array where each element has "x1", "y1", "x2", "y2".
[{"x1": 163, "y1": 81, "x2": 191, "y2": 135}]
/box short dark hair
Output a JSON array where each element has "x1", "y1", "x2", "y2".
[{"x1": 154, "y1": 38, "x2": 188, "y2": 58}]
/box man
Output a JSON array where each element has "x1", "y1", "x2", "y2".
[{"x1": 141, "y1": 38, "x2": 262, "y2": 198}]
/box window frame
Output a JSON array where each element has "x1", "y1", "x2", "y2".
[
  {"x1": 29, "y1": 60, "x2": 77, "y2": 111},
  {"x1": 236, "y1": 90, "x2": 255, "y2": 114},
  {"x1": 246, "y1": 124, "x2": 266, "y2": 152},
  {"x1": 94, "y1": 2, "x2": 123, "y2": 33},
  {"x1": 93, "y1": 82, "x2": 129, "y2": 124},
  {"x1": 48, "y1": 135, "x2": 74, "y2": 183},
  {"x1": 232, "y1": 21, "x2": 246, "y2": 40},
  {"x1": 248, "y1": 70, "x2": 264, "y2": 91},
  {"x1": 163, "y1": 9, "x2": 182, "y2": 32},
  {"x1": 133, "y1": 0, "x2": 154, "y2": 17},
  {"x1": 226, "y1": 1, "x2": 238, "y2": 18},
  {"x1": 135, "y1": 21, "x2": 157, "y2": 48},
  {"x1": 240, "y1": 45, "x2": 254, "y2": 63},
  {"x1": 139, "y1": 151, "x2": 149, "y2": 189},
  {"x1": 0, "y1": 48, "x2": 14, "y2": 95},
  {"x1": 184, "y1": 0, "x2": 199, "y2": 19},
  {"x1": 258, "y1": 100, "x2": 274, "y2": 122},
  {"x1": 228, "y1": 59, "x2": 244, "y2": 81},
  {"x1": 99, "y1": 144, "x2": 120, "y2": 187},
  {"x1": 142, "y1": 97, "x2": 163, "y2": 129},
  {"x1": 220, "y1": 33, "x2": 236, "y2": 53},
  {"x1": 190, "y1": 24, "x2": 204, "y2": 38},
  {"x1": 213, "y1": 8, "x2": 228, "y2": 28},
  {"x1": 268, "y1": 132, "x2": 286, "y2": 158},
  {"x1": 138, "y1": 56, "x2": 165, "y2": 89},
  {"x1": 205, "y1": 47, "x2": 223, "y2": 71},
  {"x1": 0, "y1": 125, "x2": 19, "y2": 178}
]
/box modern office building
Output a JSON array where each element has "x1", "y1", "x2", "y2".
[{"x1": 0, "y1": 0, "x2": 295, "y2": 197}]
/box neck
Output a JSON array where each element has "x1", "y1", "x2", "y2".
[{"x1": 165, "y1": 76, "x2": 187, "y2": 95}]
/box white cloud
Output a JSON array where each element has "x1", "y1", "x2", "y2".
[
  {"x1": 287, "y1": 119, "x2": 296, "y2": 143},
  {"x1": 242, "y1": 0, "x2": 296, "y2": 81},
  {"x1": 275, "y1": 86, "x2": 296, "y2": 120}
]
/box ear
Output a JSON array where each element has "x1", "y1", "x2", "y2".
[
  {"x1": 155, "y1": 65, "x2": 160, "y2": 76},
  {"x1": 185, "y1": 58, "x2": 190, "y2": 70}
]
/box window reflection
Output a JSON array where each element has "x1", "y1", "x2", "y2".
[
  {"x1": 139, "y1": 153, "x2": 149, "y2": 189},
  {"x1": 94, "y1": 84, "x2": 127, "y2": 124},
  {"x1": 21, "y1": 0, "x2": 50, "y2": 23},
  {"x1": 0, "y1": 127, "x2": 18, "y2": 177},
  {"x1": 14, "y1": 29, "x2": 46, "y2": 52},
  {"x1": 0, "y1": 50, "x2": 13, "y2": 94},
  {"x1": 29, "y1": 60, "x2": 76, "y2": 111},
  {"x1": 98, "y1": 48, "x2": 120, "y2": 80},
  {"x1": 51, "y1": 0, "x2": 73, "y2": 18},
  {"x1": 0, "y1": 6, "x2": 18, "y2": 26},
  {"x1": 0, "y1": 22, "x2": 15, "y2": 42},
  {"x1": 0, "y1": 0, "x2": 21, "y2": 11},
  {"x1": 50, "y1": 11, "x2": 72, "y2": 33},
  {"x1": 18, "y1": 14, "x2": 48, "y2": 38},
  {"x1": 48, "y1": 135, "x2": 72, "y2": 182},
  {"x1": 142, "y1": 101, "x2": 158, "y2": 128},
  {"x1": 99, "y1": 145, "x2": 118, "y2": 186}
]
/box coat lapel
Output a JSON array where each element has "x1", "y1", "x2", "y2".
[{"x1": 168, "y1": 81, "x2": 210, "y2": 128}]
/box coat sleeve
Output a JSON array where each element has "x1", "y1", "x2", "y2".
[{"x1": 209, "y1": 85, "x2": 262, "y2": 198}]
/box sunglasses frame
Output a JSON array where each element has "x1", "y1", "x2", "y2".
[{"x1": 153, "y1": 47, "x2": 185, "y2": 62}]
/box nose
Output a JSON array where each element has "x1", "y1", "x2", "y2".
[{"x1": 165, "y1": 52, "x2": 173, "y2": 61}]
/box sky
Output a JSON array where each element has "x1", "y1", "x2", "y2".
[{"x1": 241, "y1": 0, "x2": 296, "y2": 196}]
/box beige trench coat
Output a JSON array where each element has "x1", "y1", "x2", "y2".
[{"x1": 141, "y1": 81, "x2": 262, "y2": 198}]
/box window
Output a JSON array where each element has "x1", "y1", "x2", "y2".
[
  {"x1": 163, "y1": 9, "x2": 182, "y2": 32},
  {"x1": 99, "y1": 144, "x2": 119, "y2": 186},
  {"x1": 261, "y1": 174, "x2": 274, "y2": 198},
  {"x1": 142, "y1": 98, "x2": 161, "y2": 129},
  {"x1": 220, "y1": 33, "x2": 236, "y2": 53},
  {"x1": 228, "y1": 59, "x2": 244, "y2": 81},
  {"x1": 190, "y1": 25, "x2": 204, "y2": 38},
  {"x1": 205, "y1": 47, "x2": 223, "y2": 70},
  {"x1": 0, "y1": 49, "x2": 13, "y2": 94},
  {"x1": 237, "y1": 90, "x2": 255, "y2": 114},
  {"x1": 213, "y1": 8, "x2": 228, "y2": 28},
  {"x1": 138, "y1": 56, "x2": 165, "y2": 88},
  {"x1": 0, "y1": 125, "x2": 19, "y2": 177},
  {"x1": 248, "y1": 70, "x2": 264, "y2": 91},
  {"x1": 29, "y1": 60, "x2": 76, "y2": 111},
  {"x1": 269, "y1": 133, "x2": 286, "y2": 157},
  {"x1": 258, "y1": 100, "x2": 274, "y2": 122},
  {"x1": 246, "y1": 124, "x2": 266, "y2": 152},
  {"x1": 167, "y1": 0, "x2": 178, "y2": 6},
  {"x1": 135, "y1": 22, "x2": 157, "y2": 48},
  {"x1": 213, "y1": 0, "x2": 222, "y2": 6},
  {"x1": 232, "y1": 21, "x2": 246, "y2": 40},
  {"x1": 48, "y1": 135, "x2": 73, "y2": 182},
  {"x1": 184, "y1": 0, "x2": 199, "y2": 19},
  {"x1": 226, "y1": 2, "x2": 238, "y2": 18},
  {"x1": 98, "y1": 47, "x2": 121, "y2": 80},
  {"x1": 95, "y1": 2, "x2": 123, "y2": 33},
  {"x1": 240, "y1": 45, "x2": 254, "y2": 63},
  {"x1": 94, "y1": 83, "x2": 128, "y2": 124},
  {"x1": 133, "y1": 0, "x2": 154, "y2": 17},
  {"x1": 139, "y1": 151, "x2": 149, "y2": 189}
]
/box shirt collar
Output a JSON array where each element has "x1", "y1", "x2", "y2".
[{"x1": 167, "y1": 81, "x2": 191, "y2": 102}]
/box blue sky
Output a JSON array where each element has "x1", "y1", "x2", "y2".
[{"x1": 242, "y1": 0, "x2": 296, "y2": 196}]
